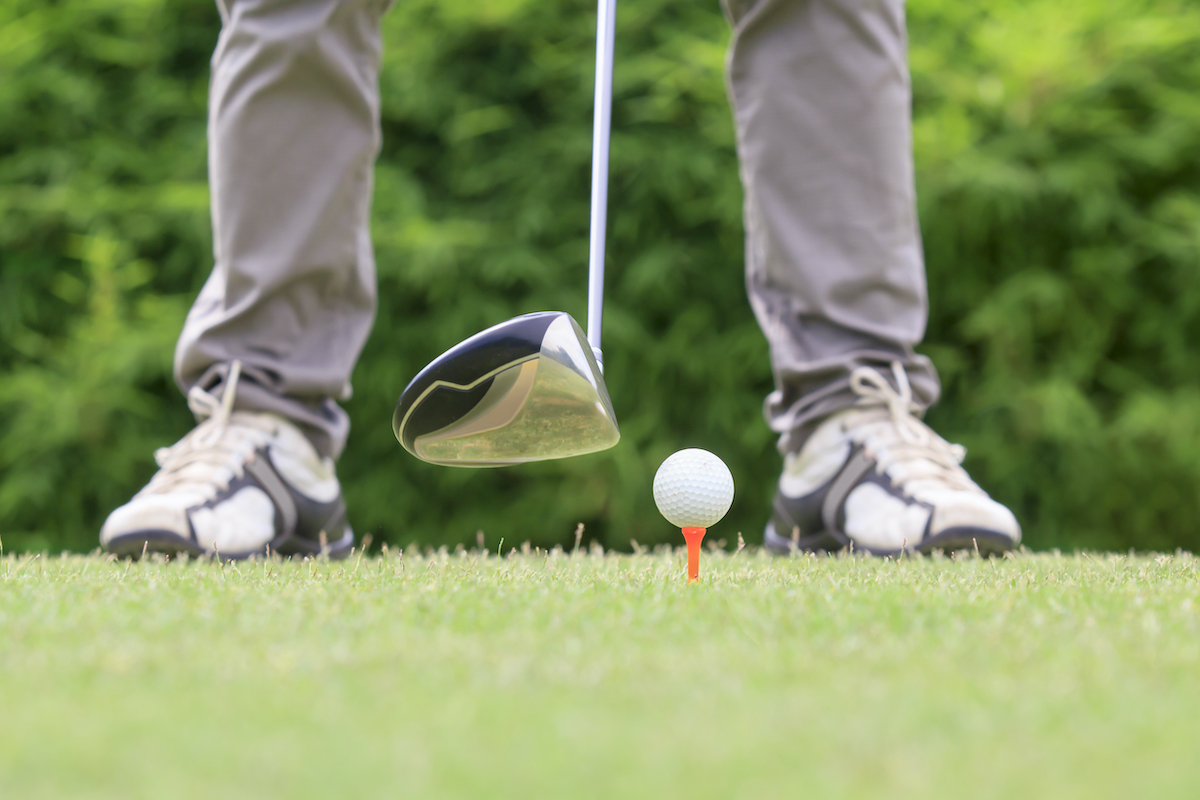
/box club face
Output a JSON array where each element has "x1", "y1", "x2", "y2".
[{"x1": 393, "y1": 312, "x2": 620, "y2": 467}]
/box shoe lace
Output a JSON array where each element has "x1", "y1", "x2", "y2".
[
  {"x1": 848, "y1": 362, "x2": 978, "y2": 496},
  {"x1": 141, "y1": 361, "x2": 274, "y2": 500}
]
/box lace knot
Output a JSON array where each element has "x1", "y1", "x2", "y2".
[
  {"x1": 850, "y1": 361, "x2": 922, "y2": 433},
  {"x1": 144, "y1": 361, "x2": 256, "y2": 497},
  {"x1": 847, "y1": 362, "x2": 974, "y2": 494}
]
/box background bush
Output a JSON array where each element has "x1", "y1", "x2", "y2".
[{"x1": 2, "y1": 0, "x2": 1199, "y2": 553}]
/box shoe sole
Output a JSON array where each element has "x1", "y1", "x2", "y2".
[
  {"x1": 104, "y1": 528, "x2": 356, "y2": 561},
  {"x1": 763, "y1": 521, "x2": 1015, "y2": 557}
]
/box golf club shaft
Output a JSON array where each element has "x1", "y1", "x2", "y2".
[{"x1": 586, "y1": 0, "x2": 616, "y2": 359}]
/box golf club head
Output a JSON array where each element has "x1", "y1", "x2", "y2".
[{"x1": 393, "y1": 312, "x2": 620, "y2": 467}]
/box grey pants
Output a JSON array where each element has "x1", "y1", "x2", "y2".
[{"x1": 176, "y1": 0, "x2": 940, "y2": 459}]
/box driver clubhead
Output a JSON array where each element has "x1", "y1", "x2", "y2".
[{"x1": 392, "y1": 312, "x2": 620, "y2": 467}]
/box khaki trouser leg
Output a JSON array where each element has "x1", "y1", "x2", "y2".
[
  {"x1": 175, "y1": 0, "x2": 390, "y2": 458},
  {"x1": 724, "y1": 0, "x2": 941, "y2": 454}
]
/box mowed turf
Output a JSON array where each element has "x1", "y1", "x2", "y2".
[{"x1": 1, "y1": 546, "x2": 1198, "y2": 799}]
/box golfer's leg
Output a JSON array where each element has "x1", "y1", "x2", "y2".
[
  {"x1": 724, "y1": 0, "x2": 940, "y2": 454},
  {"x1": 175, "y1": 0, "x2": 389, "y2": 459}
]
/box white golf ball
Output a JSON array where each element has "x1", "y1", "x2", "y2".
[{"x1": 652, "y1": 448, "x2": 735, "y2": 528}]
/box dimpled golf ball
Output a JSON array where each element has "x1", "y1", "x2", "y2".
[{"x1": 653, "y1": 448, "x2": 735, "y2": 528}]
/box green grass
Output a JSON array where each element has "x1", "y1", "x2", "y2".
[{"x1": 1, "y1": 546, "x2": 1198, "y2": 798}]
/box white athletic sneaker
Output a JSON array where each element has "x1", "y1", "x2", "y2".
[
  {"x1": 763, "y1": 363, "x2": 1020, "y2": 556},
  {"x1": 100, "y1": 363, "x2": 353, "y2": 559}
]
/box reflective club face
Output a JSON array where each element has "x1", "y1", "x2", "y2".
[{"x1": 392, "y1": 312, "x2": 620, "y2": 467}]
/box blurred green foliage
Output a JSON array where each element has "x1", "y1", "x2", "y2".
[{"x1": 2, "y1": 0, "x2": 1199, "y2": 553}]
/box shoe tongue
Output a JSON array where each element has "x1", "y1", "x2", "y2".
[
  {"x1": 875, "y1": 439, "x2": 980, "y2": 497},
  {"x1": 840, "y1": 407, "x2": 978, "y2": 493},
  {"x1": 177, "y1": 460, "x2": 240, "y2": 485},
  {"x1": 228, "y1": 410, "x2": 279, "y2": 430},
  {"x1": 150, "y1": 421, "x2": 268, "y2": 497},
  {"x1": 839, "y1": 405, "x2": 895, "y2": 435},
  {"x1": 146, "y1": 461, "x2": 241, "y2": 500}
]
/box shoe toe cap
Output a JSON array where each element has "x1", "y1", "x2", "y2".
[
  {"x1": 100, "y1": 493, "x2": 197, "y2": 546},
  {"x1": 100, "y1": 486, "x2": 278, "y2": 556},
  {"x1": 927, "y1": 491, "x2": 1021, "y2": 544}
]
